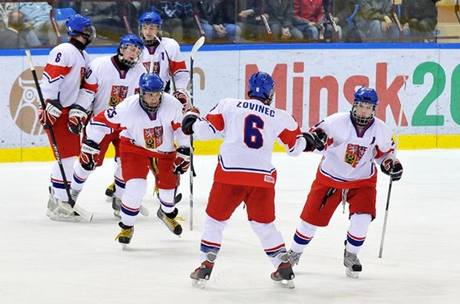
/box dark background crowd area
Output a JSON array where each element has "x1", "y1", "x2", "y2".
[{"x1": 0, "y1": 0, "x2": 458, "y2": 49}]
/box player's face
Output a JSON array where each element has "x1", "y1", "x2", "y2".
[
  {"x1": 121, "y1": 45, "x2": 142, "y2": 62},
  {"x1": 141, "y1": 24, "x2": 160, "y2": 41},
  {"x1": 355, "y1": 102, "x2": 374, "y2": 119},
  {"x1": 143, "y1": 91, "x2": 162, "y2": 108}
]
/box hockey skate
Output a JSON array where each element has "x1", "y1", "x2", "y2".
[
  {"x1": 46, "y1": 187, "x2": 81, "y2": 222},
  {"x1": 157, "y1": 207, "x2": 183, "y2": 236},
  {"x1": 112, "y1": 197, "x2": 121, "y2": 219},
  {"x1": 271, "y1": 252, "x2": 295, "y2": 289},
  {"x1": 112, "y1": 197, "x2": 150, "y2": 218},
  {"x1": 190, "y1": 251, "x2": 217, "y2": 288},
  {"x1": 105, "y1": 182, "x2": 115, "y2": 199},
  {"x1": 287, "y1": 249, "x2": 303, "y2": 266},
  {"x1": 115, "y1": 222, "x2": 134, "y2": 247},
  {"x1": 344, "y1": 249, "x2": 362, "y2": 278}
]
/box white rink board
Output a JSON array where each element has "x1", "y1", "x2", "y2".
[{"x1": 1, "y1": 46, "x2": 460, "y2": 149}]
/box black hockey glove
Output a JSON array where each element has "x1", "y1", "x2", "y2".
[
  {"x1": 302, "y1": 128, "x2": 327, "y2": 152},
  {"x1": 79, "y1": 139, "x2": 100, "y2": 171},
  {"x1": 174, "y1": 146, "x2": 191, "y2": 174},
  {"x1": 181, "y1": 109, "x2": 200, "y2": 135},
  {"x1": 380, "y1": 158, "x2": 403, "y2": 181},
  {"x1": 39, "y1": 99, "x2": 62, "y2": 128},
  {"x1": 68, "y1": 104, "x2": 88, "y2": 134}
]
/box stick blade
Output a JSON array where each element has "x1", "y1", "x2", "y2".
[{"x1": 190, "y1": 36, "x2": 205, "y2": 60}]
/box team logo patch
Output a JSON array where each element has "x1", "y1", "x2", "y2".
[
  {"x1": 344, "y1": 144, "x2": 367, "y2": 167},
  {"x1": 144, "y1": 126, "x2": 163, "y2": 149},
  {"x1": 109, "y1": 85, "x2": 128, "y2": 106},
  {"x1": 143, "y1": 62, "x2": 160, "y2": 74}
]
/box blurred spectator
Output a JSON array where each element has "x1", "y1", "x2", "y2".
[
  {"x1": 193, "y1": 0, "x2": 215, "y2": 40},
  {"x1": 238, "y1": 0, "x2": 270, "y2": 41},
  {"x1": 142, "y1": 1, "x2": 201, "y2": 42},
  {"x1": 293, "y1": 0, "x2": 341, "y2": 41},
  {"x1": 211, "y1": 0, "x2": 241, "y2": 42},
  {"x1": 0, "y1": 10, "x2": 26, "y2": 48},
  {"x1": 400, "y1": 0, "x2": 438, "y2": 42},
  {"x1": 265, "y1": 0, "x2": 302, "y2": 41},
  {"x1": 78, "y1": 1, "x2": 134, "y2": 43},
  {"x1": 3, "y1": 2, "x2": 56, "y2": 47}
]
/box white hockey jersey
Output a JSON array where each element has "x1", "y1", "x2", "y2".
[
  {"x1": 87, "y1": 93, "x2": 189, "y2": 157},
  {"x1": 192, "y1": 98, "x2": 305, "y2": 188},
  {"x1": 77, "y1": 56, "x2": 147, "y2": 115},
  {"x1": 314, "y1": 112, "x2": 395, "y2": 188},
  {"x1": 41, "y1": 42, "x2": 90, "y2": 107},
  {"x1": 141, "y1": 37, "x2": 189, "y2": 90}
]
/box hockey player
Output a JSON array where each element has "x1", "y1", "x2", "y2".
[
  {"x1": 83, "y1": 73, "x2": 190, "y2": 243},
  {"x1": 182, "y1": 72, "x2": 326, "y2": 288},
  {"x1": 106, "y1": 11, "x2": 190, "y2": 202},
  {"x1": 40, "y1": 14, "x2": 94, "y2": 220},
  {"x1": 138, "y1": 11, "x2": 189, "y2": 97},
  {"x1": 288, "y1": 87, "x2": 404, "y2": 278},
  {"x1": 69, "y1": 33, "x2": 146, "y2": 217}
]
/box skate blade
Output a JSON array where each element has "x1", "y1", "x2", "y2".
[
  {"x1": 139, "y1": 205, "x2": 149, "y2": 217},
  {"x1": 191, "y1": 278, "x2": 208, "y2": 289},
  {"x1": 345, "y1": 268, "x2": 360, "y2": 279},
  {"x1": 47, "y1": 209, "x2": 82, "y2": 222},
  {"x1": 276, "y1": 279, "x2": 295, "y2": 289}
]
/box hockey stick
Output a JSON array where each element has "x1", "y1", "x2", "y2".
[
  {"x1": 378, "y1": 84, "x2": 405, "y2": 258},
  {"x1": 260, "y1": 14, "x2": 272, "y2": 41},
  {"x1": 49, "y1": 7, "x2": 62, "y2": 43},
  {"x1": 456, "y1": 0, "x2": 460, "y2": 24},
  {"x1": 25, "y1": 49, "x2": 93, "y2": 222},
  {"x1": 188, "y1": 35, "x2": 205, "y2": 231},
  {"x1": 193, "y1": 14, "x2": 205, "y2": 37}
]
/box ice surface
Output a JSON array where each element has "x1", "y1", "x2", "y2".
[{"x1": 1, "y1": 150, "x2": 459, "y2": 304}]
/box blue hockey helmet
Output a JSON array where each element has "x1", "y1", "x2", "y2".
[
  {"x1": 118, "y1": 34, "x2": 144, "y2": 68},
  {"x1": 351, "y1": 87, "x2": 379, "y2": 126},
  {"x1": 139, "y1": 73, "x2": 164, "y2": 114},
  {"x1": 66, "y1": 14, "x2": 95, "y2": 43},
  {"x1": 139, "y1": 11, "x2": 162, "y2": 27},
  {"x1": 354, "y1": 87, "x2": 379, "y2": 105},
  {"x1": 248, "y1": 72, "x2": 275, "y2": 105},
  {"x1": 138, "y1": 11, "x2": 162, "y2": 46}
]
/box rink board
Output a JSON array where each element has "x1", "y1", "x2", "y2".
[{"x1": 1, "y1": 43, "x2": 460, "y2": 162}]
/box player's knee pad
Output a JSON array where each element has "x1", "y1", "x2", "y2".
[
  {"x1": 123, "y1": 179, "x2": 147, "y2": 204},
  {"x1": 250, "y1": 220, "x2": 278, "y2": 238},
  {"x1": 349, "y1": 214, "x2": 372, "y2": 233},
  {"x1": 203, "y1": 214, "x2": 227, "y2": 233},
  {"x1": 298, "y1": 220, "x2": 318, "y2": 237}
]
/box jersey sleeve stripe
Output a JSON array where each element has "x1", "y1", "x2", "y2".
[
  {"x1": 171, "y1": 121, "x2": 181, "y2": 131},
  {"x1": 205, "y1": 113, "x2": 225, "y2": 131},
  {"x1": 169, "y1": 60, "x2": 187, "y2": 74},
  {"x1": 82, "y1": 81, "x2": 98, "y2": 93},
  {"x1": 278, "y1": 126, "x2": 301, "y2": 148},
  {"x1": 43, "y1": 64, "x2": 72, "y2": 82}
]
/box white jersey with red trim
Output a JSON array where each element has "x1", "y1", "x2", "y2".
[
  {"x1": 86, "y1": 93, "x2": 188, "y2": 153},
  {"x1": 141, "y1": 37, "x2": 189, "y2": 90},
  {"x1": 315, "y1": 112, "x2": 395, "y2": 183},
  {"x1": 41, "y1": 42, "x2": 90, "y2": 107},
  {"x1": 77, "y1": 56, "x2": 147, "y2": 115},
  {"x1": 192, "y1": 98, "x2": 304, "y2": 187}
]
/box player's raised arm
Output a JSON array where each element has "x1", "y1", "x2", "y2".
[{"x1": 182, "y1": 101, "x2": 225, "y2": 140}]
